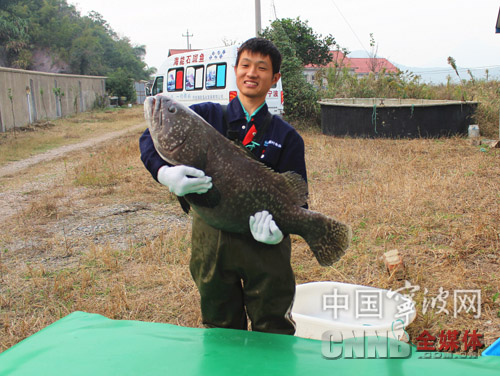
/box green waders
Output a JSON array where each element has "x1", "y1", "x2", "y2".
[{"x1": 190, "y1": 213, "x2": 296, "y2": 335}]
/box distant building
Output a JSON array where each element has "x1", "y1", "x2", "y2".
[
  {"x1": 304, "y1": 50, "x2": 399, "y2": 86},
  {"x1": 134, "y1": 80, "x2": 148, "y2": 104}
]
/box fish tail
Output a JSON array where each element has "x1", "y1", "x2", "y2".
[{"x1": 302, "y1": 212, "x2": 352, "y2": 266}]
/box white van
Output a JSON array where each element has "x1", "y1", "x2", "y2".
[{"x1": 148, "y1": 45, "x2": 284, "y2": 116}]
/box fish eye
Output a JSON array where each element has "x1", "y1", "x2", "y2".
[{"x1": 168, "y1": 105, "x2": 177, "y2": 114}]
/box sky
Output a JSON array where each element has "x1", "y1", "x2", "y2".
[{"x1": 71, "y1": 0, "x2": 500, "y2": 78}]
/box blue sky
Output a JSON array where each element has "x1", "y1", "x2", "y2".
[{"x1": 72, "y1": 0, "x2": 500, "y2": 79}]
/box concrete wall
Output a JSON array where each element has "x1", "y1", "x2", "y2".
[{"x1": 0, "y1": 67, "x2": 106, "y2": 132}]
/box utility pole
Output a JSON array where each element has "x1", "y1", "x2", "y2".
[
  {"x1": 255, "y1": 0, "x2": 261, "y2": 37},
  {"x1": 182, "y1": 29, "x2": 193, "y2": 49}
]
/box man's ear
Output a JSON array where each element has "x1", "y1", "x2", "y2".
[{"x1": 272, "y1": 72, "x2": 281, "y2": 85}]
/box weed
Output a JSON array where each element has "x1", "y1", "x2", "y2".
[
  {"x1": 7, "y1": 88, "x2": 16, "y2": 136},
  {"x1": 1, "y1": 118, "x2": 500, "y2": 354},
  {"x1": 73, "y1": 154, "x2": 120, "y2": 188}
]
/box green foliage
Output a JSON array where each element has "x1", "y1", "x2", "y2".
[
  {"x1": 447, "y1": 56, "x2": 461, "y2": 80},
  {"x1": 0, "y1": 0, "x2": 152, "y2": 80},
  {"x1": 260, "y1": 18, "x2": 324, "y2": 123},
  {"x1": 92, "y1": 93, "x2": 108, "y2": 110},
  {"x1": 7, "y1": 87, "x2": 16, "y2": 131},
  {"x1": 53, "y1": 87, "x2": 64, "y2": 98},
  {"x1": 320, "y1": 68, "x2": 434, "y2": 100},
  {"x1": 69, "y1": 29, "x2": 105, "y2": 75},
  {"x1": 0, "y1": 8, "x2": 30, "y2": 68},
  {"x1": 261, "y1": 17, "x2": 334, "y2": 66},
  {"x1": 105, "y1": 68, "x2": 136, "y2": 103}
]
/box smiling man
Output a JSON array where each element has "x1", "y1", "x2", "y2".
[{"x1": 139, "y1": 37, "x2": 307, "y2": 335}]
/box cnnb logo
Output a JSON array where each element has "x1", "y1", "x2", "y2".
[{"x1": 322, "y1": 330, "x2": 412, "y2": 360}]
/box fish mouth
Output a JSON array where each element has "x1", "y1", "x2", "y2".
[
  {"x1": 169, "y1": 137, "x2": 186, "y2": 153},
  {"x1": 153, "y1": 136, "x2": 186, "y2": 165},
  {"x1": 148, "y1": 95, "x2": 189, "y2": 163}
]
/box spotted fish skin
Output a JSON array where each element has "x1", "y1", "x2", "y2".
[{"x1": 146, "y1": 95, "x2": 351, "y2": 266}]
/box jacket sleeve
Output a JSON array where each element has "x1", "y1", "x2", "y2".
[
  {"x1": 277, "y1": 130, "x2": 308, "y2": 209},
  {"x1": 139, "y1": 128, "x2": 168, "y2": 182},
  {"x1": 277, "y1": 131, "x2": 308, "y2": 184}
]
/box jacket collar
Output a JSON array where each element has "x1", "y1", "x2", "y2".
[{"x1": 227, "y1": 97, "x2": 269, "y2": 129}]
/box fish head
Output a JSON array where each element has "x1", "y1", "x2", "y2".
[{"x1": 145, "y1": 95, "x2": 193, "y2": 164}]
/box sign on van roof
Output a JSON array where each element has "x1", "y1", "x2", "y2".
[{"x1": 172, "y1": 53, "x2": 206, "y2": 66}]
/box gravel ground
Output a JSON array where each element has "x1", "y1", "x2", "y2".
[{"x1": 0, "y1": 122, "x2": 189, "y2": 267}]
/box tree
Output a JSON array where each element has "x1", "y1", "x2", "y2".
[
  {"x1": 260, "y1": 18, "x2": 331, "y2": 122},
  {"x1": 367, "y1": 33, "x2": 384, "y2": 74},
  {"x1": 0, "y1": 0, "x2": 154, "y2": 80},
  {"x1": 106, "y1": 68, "x2": 136, "y2": 103},
  {"x1": 261, "y1": 17, "x2": 335, "y2": 67},
  {"x1": 87, "y1": 10, "x2": 117, "y2": 39},
  {"x1": 447, "y1": 56, "x2": 461, "y2": 80},
  {"x1": 0, "y1": 11, "x2": 31, "y2": 68},
  {"x1": 69, "y1": 30, "x2": 105, "y2": 75},
  {"x1": 104, "y1": 37, "x2": 149, "y2": 80}
]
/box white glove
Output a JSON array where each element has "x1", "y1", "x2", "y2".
[
  {"x1": 157, "y1": 165, "x2": 212, "y2": 196},
  {"x1": 249, "y1": 210, "x2": 284, "y2": 245}
]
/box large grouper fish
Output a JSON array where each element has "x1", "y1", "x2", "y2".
[{"x1": 145, "y1": 95, "x2": 351, "y2": 266}]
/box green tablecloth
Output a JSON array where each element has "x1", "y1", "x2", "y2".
[{"x1": 0, "y1": 312, "x2": 498, "y2": 375}]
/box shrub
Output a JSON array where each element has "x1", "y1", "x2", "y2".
[{"x1": 105, "y1": 68, "x2": 136, "y2": 104}]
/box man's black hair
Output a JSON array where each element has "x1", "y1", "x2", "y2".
[{"x1": 236, "y1": 37, "x2": 282, "y2": 75}]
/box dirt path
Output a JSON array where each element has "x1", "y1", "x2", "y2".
[
  {"x1": 0, "y1": 118, "x2": 188, "y2": 269},
  {"x1": 0, "y1": 120, "x2": 195, "y2": 352},
  {"x1": 0, "y1": 122, "x2": 148, "y2": 222},
  {"x1": 0, "y1": 122, "x2": 147, "y2": 178}
]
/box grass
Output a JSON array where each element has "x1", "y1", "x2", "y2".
[
  {"x1": 0, "y1": 109, "x2": 499, "y2": 356},
  {"x1": 0, "y1": 106, "x2": 143, "y2": 166}
]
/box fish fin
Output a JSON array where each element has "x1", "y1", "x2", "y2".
[
  {"x1": 185, "y1": 185, "x2": 221, "y2": 208},
  {"x1": 292, "y1": 208, "x2": 352, "y2": 266},
  {"x1": 281, "y1": 171, "x2": 308, "y2": 207},
  {"x1": 301, "y1": 210, "x2": 352, "y2": 266},
  {"x1": 232, "y1": 140, "x2": 260, "y2": 160},
  {"x1": 232, "y1": 142, "x2": 308, "y2": 207},
  {"x1": 177, "y1": 196, "x2": 191, "y2": 214}
]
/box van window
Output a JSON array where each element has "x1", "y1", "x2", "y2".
[
  {"x1": 167, "y1": 68, "x2": 184, "y2": 92},
  {"x1": 152, "y1": 76, "x2": 164, "y2": 95},
  {"x1": 206, "y1": 63, "x2": 227, "y2": 89},
  {"x1": 185, "y1": 66, "x2": 204, "y2": 91}
]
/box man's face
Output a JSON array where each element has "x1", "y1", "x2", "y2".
[{"x1": 235, "y1": 50, "x2": 281, "y2": 102}]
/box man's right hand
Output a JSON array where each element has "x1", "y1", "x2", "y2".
[{"x1": 157, "y1": 165, "x2": 212, "y2": 196}]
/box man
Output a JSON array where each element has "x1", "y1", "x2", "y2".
[{"x1": 139, "y1": 38, "x2": 307, "y2": 335}]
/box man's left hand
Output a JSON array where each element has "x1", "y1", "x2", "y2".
[{"x1": 249, "y1": 210, "x2": 284, "y2": 245}]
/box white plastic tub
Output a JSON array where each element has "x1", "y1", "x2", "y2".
[{"x1": 291, "y1": 282, "x2": 417, "y2": 340}]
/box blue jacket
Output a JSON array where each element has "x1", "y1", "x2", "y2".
[{"x1": 139, "y1": 97, "x2": 308, "y2": 185}]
